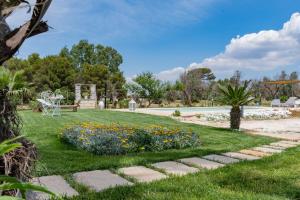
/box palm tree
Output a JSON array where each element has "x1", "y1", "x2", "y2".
[
  {"x1": 218, "y1": 81, "x2": 254, "y2": 130},
  {"x1": 0, "y1": 68, "x2": 28, "y2": 141},
  {"x1": 0, "y1": 0, "x2": 52, "y2": 64},
  {"x1": 0, "y1": 68, "x2": 37, "y2": 184},
  {"x1": 0, "y1": 136, "x2": 55, "y2": 199}
]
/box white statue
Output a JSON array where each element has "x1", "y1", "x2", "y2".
[{"x1": 99, "y1": 100, "x2": 105, "y2": 110}]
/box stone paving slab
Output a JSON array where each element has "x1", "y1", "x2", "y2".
[
  {"x1": 248, "y1": 132, "x2": 300, "y2": 141},
  {"x1": 179, "y1": 157, "x2": 224, "y2": 169},
  {"x1": 252, "y1": 147, "x2": 283, "y2": 154},
  {"x1": 239, "y1": 149, "x2": 272, "y2": 157},
  {"x1": 151, "y1": 161, "x2": 199, "y2": 176},
  {"x1": 222, "y1": 152, "x2": 260, "y2": 161},
  {"x1": 118, "y1": 166, "x2": 167, "y2": 183},
  {"x1": 73, "y1": 170, "x2": 132, "y2": 192},
  {"x1": 202, "y1": 154, "x2": 240, "y2": 164},
  {"x1": 270, "y1": 142, "x2": 297, "y2": 148},
  {"x1": 27, "y1": 175, "x2": 78, "y2": 200},
  {"x1": 262, "y1": 145, "x2": 287, "y2": 150},
  {"x1": 280, "y1": 140, "x2": 300, "y2": 145}
]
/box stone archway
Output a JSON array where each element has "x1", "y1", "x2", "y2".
[{"x1": 75, "y1": 84, "x2": 97, "y2": 109}]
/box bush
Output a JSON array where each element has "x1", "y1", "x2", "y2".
[
  {"x1": 119, "y1": 99, "x2": 129, "y2": 109},
  {"x1": 60, "y1": 123, "x2": 200, "y2": 155},
  {"x1": 29, "y1": 100, "x2": 41, "y2": 112},
  {"x1": 280, "y1": 95, "x2": 288, "y2": 102},
  {"x1": 172, "y1": 110, "x2": 181, "y2": 117}
]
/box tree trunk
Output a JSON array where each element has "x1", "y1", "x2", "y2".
[
  {"x1": 0, "y1": 89, "x2": 20, "y2": 142},
  {"x1": 147, "y1": 99, "x2": 152, "y2": 108},
  {"x1": 183, "y1": 90, "x2": 192, "y2": 106},
  {"x1": 230, "y1": 106, "x2": 241, "y2": 130}
]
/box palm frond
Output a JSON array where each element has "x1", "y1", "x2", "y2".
[
  {"x1": 217, "y1": 81, "x2": 254, "y2": 107},
  {"x1": 0, "y1": 136, "x2": 23, "y2": 156}
]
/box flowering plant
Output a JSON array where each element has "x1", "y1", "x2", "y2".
[
  {"x1": 60, "y1": 123, "x2": 200, "y2": 155},
  {"x1": 198, "y1": 109, "x2": 291, "y2": 121}
]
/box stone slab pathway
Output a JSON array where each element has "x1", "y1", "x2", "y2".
[
  {"x1": 252, "y1": 147, "x2": 283, "y2": 154},
  {"x1": 27, "y1": 175, "x2": 78, "y2": 200},
  {"x1": 239, "y1": 149, "x2": 272, "y2": 157},
  {"x1": 280, "y1": 140, "x2": 300, "y2": 145},
  {"x1": 262, "y1": 145, "x2": 286, "y2": 150},
  {"x1": 28, "y1": 139, "x2": 299, "y2": 199},
  {"x1": 222, "y1": 152, "x2": 260, "y2": 161},
  {"x1": 203, "y1": 154, "x2": 240, "y2": 164},
  {"x1": 118, "y1": 166, "x2": 167, "y2": 183},
  {"x1": 73, "y1": 170, "x2": 132, "y2": 192},
  {"x1": 179, "y1": 157, "x2": 225, "y2": 169},
  {"x1": 270, "y1": 142, "x2": 298, "y2": 148},
  {"x1": 248, "y1": 131, "x2": 300, "y2": 141},
  {"x1": 151, "y1": 161, "x2": 199, "y2": 176}
]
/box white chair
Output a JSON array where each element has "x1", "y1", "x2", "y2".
[
  {"x1": 271, "y1": 99, "x2": 281, "y2": 107},
  {"x1": 37, "y1": 99, "x2": 53, "y2": 116},
  {"x1": 281, "y1": 97, "x2": 298, "y2": 107},
  {"x1": 37, "y1": 91, "x2": 63, "y2": 116}
]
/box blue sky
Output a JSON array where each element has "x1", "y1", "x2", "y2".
[{"x1": 8, "y1": 0, "x2": 300, "y2": 81}]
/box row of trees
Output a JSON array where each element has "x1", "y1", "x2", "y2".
[
  {"x1": 4, "y1": 44, "x2": 299, "y2": 108},
  {"x1": 4, "y1": 40, "x2": 126, "y2": 105},
  {"x1": 127, "y1": 69, "x2": 300, "y2": 107}
]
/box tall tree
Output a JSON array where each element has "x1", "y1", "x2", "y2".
[
  {"x1": 32, "y1": 56, "x2": 76, "y2": 94},
  {"x1": 126, "y1": 72, "x2": 164, "y2": 107},
  {"x1": 289, "y1": 71, "x2": 299, "y2": 96},
  {"x1": 180, "y1": 68, "x2": 215, "y2": 105},
  {"x1": 69, "y1": 40, "x2": 95, "y2": 68},
  {"x1": 230, "y1": 70, "x2": 242, "y2": 86},
  {"x1": 80, "y1": 63, "x2": 109, "y2": 98},
  {"x1": 60, "y1": 40, "x2": 126, "y2": 102},
  {"x1": 65, "y1": 40, "x2": 124, "y2": 72}
]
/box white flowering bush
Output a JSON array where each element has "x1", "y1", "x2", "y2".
[{"x1": 198, "y1": 109, "x2": 291, "y2": 121}]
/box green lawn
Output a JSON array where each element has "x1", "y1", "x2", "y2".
[
  {"x1": 19, "y1": 110, "x2": 300, "y2": 199},
  {"x1": 20, "y1": 109, "x2": 274, "y2": 176},
  {"x1": 68, "y1": 148, "x2": 300, "y2": 200}
]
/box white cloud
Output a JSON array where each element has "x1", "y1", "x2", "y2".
[
  {"x1": 155, "y1": 67, "x2": 185, "y2": 82},
  {"x1": 194, "y1": 12, "x2": 300, "y2": 72},
  {"x1": 156, "y1": 12, "x2": 300, "y2": 81}
]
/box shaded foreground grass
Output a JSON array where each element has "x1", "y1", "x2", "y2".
[
  {"x1": 67, "y1": 147, "x2": 300, "y2": 200},
  {"x1": 20, "y1": 110, "x2": 300, "y2": 199},
  {"x1": 20, "y1": 109, "x2": 275, "y2": 176}
]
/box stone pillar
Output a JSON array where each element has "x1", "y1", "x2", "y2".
[
  {"x1": 90, "y1": 84, "x2": 97, "y2": 100},
  {"x1": 75, "y1": 84, "x2": 81, "y2": 103}
]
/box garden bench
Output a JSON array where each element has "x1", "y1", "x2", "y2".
[{"x1": 60, "y1": 104, "x2": 79, "y2": 112}]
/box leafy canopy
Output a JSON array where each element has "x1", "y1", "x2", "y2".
[
  {"x1": 218, "y1": 81, "x2": 254, "y2": 107},
  {"x1": 0, "y1": 67, "x2": 28, "y2": 97},
  {"x1": 126, "y1": 72, "x2": 164, "y2": 106}
]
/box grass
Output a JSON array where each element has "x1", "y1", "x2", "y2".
[
  {"x1": 67, "y1": 147, "x2": 300, "y2": 200},
  {"x1": 19, "y1": 109, "x2": 300, "y2": 199},
  {"x1": 20, "y1": 109, "x2": 275, "y2": 176}
]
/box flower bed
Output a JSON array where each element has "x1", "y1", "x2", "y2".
[
  {"x1": 60, "y1": 123, "x2": 200, "y2": 155},
  {"x1": 197, "y1": 109, "x2": 291, "y2": 121}
]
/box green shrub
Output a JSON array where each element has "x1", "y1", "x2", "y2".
[
  {"x1": 280, "y1": 95, "x2": 288, "y2": 102},
  {"x1": 172, "y1": 110, "x2": 181, "y2": 117},
  {"x1": 60, "y1": 123, "x2": 200, "y2": 155},
  {"x1": 29, "y1": 100, "x2": 41, "y2": 112},
  {"x1": 119, "y1": 99, "x2": 129, "y2": 108}
]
